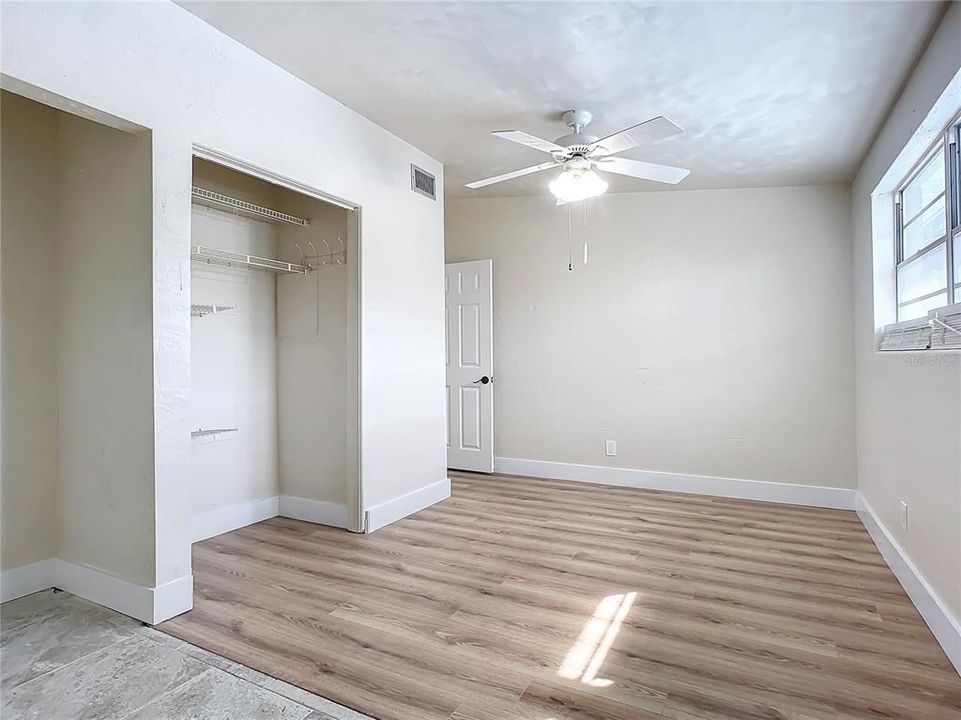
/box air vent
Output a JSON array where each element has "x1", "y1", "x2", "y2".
[{"x1": 411, "y1": 164, "x2": 436, "y2": 200}]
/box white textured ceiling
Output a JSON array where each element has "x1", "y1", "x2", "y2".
[{"x1": 180, "y1": 1, "x2": 942, "y2": 197}]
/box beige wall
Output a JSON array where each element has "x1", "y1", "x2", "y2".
[
  {"x1": 1, "y1": 92, "x2": 154, "y2": 584},
  {"x1": 446, "y1": 185, "x2": 856, "y2": 489},
  {"x1": 1, "y1": 92, "x2": 60, "y2": 569},
  {"x1": 55, "y1": 110, "x2": 154, "y2": 585},
  {"x1": 852, "y1": 3, "x2": 961, "y2": 621},
  {"x1": 277, "y1": 197, "x2": 350, "y2": 507}
]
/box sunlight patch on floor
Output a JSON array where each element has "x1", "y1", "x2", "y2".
[{"x1": 558, "y1": 592, "x2": 636, "y2": 688}]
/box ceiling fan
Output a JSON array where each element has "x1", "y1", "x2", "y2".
[{"x1": 465, "y1": 110, "x2": 690, "y2": 202}]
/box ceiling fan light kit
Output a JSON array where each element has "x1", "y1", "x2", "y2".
[
  {"x1": 465, "y1": 109, "x2": 690, "y2": 200},
  {"x1": 549, "y1": 163, "x2": 608, "y2": 203}
]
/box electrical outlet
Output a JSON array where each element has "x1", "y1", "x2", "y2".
[
  {"x1": 605, "y1": 440, "x2": 617, "y2": 457},
  {"x1": 900, "y1": 501, "x2": 908, "y2": 531}
]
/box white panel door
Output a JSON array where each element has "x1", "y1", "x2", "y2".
[{"x1": 446, "y1": 260, "x2": 494, "y2": 472}]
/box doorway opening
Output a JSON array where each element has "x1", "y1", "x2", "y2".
[
  {"x1": 445, "y1": 259, "x2": 494, "y2": 472},
  {"x1": 188, "y1": 154, "x2": 363, "y2": 536}
]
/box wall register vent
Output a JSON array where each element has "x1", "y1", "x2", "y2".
[{"x1": 411, "y1": 164, "x2": 436, "y2": 200}]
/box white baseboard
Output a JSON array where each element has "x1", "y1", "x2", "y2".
[
  {"x1": 365, "y1": 477, "x2": 451, "y2": 532},
  {"x1": 856, "y1": 493, "x2": 961, "y2": 676},
  {"x1": 279, "y1": 495, "x2": 349, "y2": 529},
  {"x1": 1, "y1": 559, "x2": 56, "y2": 603},
  {"x1": 1, "y1": 558, "x2": 192, "y2": 625},
  {"x1": 151, "y1": 574, "x2": 194, "y2": 623},
  {"x1": 494, "y1": 457, "x2": 857, "y2": 510},
  {"x1": 191, "y1": 494, "x2": 348, "y2": 540},
  {"x1": 192, "y1": 496, "x2": 280, "y2": 542},
  {"x1": 55, "y1": 560, "x2": 193, "y2": 624}
]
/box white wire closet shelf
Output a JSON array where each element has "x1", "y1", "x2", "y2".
[
  {"x1": 191, "y1": 245, "x2": 311, "y2": 275},
  {"x1": 191, "y1": 186, "x2": 310, "y2": 227},
  {"x1": 191, "y1": 427, "x2": 238, "y2": 438}
]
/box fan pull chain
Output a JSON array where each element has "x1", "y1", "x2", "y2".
[
  {"x1": 583, "y1": 200, "x2": 589, "y2": 265},
  {"x1": 568, "y1": 202, "x2": 573, "y2": 271}
]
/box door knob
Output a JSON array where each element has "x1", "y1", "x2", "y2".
[{"x1": 472, "y1": 375, "x2": 491, "y2": 385}]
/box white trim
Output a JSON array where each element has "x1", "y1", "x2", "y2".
[
  {"x1": 1, "y1": 559, "x2": 192, "y2": 624},
  {"x1": 364, "y1": 478, "x2": 451, "y2": 532},
  {"x1": 1, "y1": 559, "x2": 56, "y2": 602},
  {"x1": 856, "y1": 493, "x2": 961, "y2": 676},
  {"x1": 279, "y1": 495, "x2": 350, "y2": 529},
  {"x1": 494, "y1": 457, "x2": 857, "y2": 510},
  {"x1": 192, "y1": 145, "x2": 358, "y2": 212},
  {"x1": 54, "y1": 560, "x2": 193, "y2": 625},
  {"x1": 150, "y1": 574, "x2": 194, "y2": 624},
  {"x1": 192, "y1": 496, "x2": 279, "y2": 542},
  {"x1": 191, "y1": 494, "x2": 352, "y2": 536}
]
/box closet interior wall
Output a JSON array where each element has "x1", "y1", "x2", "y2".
[
  {"x1": 275, "y1": 191, "x2": 350, "y2": 514},
  {"x1": 1, "y1": 90, "x2": 154, "y2": 585},
  {"x1": 190, "y1": 160, "x2": 280, "y2": 519},
  {"x1": 189, "y1": 158, "x2": 350, "y2": 533}
]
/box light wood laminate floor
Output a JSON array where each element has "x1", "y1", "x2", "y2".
[{"x1": 160, "y1": 473, "x2": 961, "y2": 720}]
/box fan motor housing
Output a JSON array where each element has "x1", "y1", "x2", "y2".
[{"x1": 554, "y1": 132, "x2": 599, "y2": 156}]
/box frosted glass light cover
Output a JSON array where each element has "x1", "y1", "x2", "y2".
[{"x1": 549, "y1": 169, "x2": 608, "y2": 203}]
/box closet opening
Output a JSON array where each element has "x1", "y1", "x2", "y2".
[
  {"x1": 189, "y1": 155, "x2": 362, "y2": 539},
  {"x1": 1, "y1": 89, "x2": 154, "y2": 587}
]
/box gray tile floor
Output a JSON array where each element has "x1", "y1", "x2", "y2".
[{"x1": 1, "y1": 589, "x2": 374, "y2": 720}]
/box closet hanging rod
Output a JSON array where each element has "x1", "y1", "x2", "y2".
[
  {"x1": 191, "y1": 186, "x2": 310, "y2": 227},
  {"x1": 191, "y1": 245, "x2": 311, "y2": 275}
]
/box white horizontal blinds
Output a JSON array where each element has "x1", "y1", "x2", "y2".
[
  {"x1": 879, "y1": 321, "x2": 932, "y2": 351},
  {"x1": 880, "y1": 301, "x2": 961, "y2": 351},
  {"x1": 929, "y1": 302, "x2": 961, "y2": 350}
]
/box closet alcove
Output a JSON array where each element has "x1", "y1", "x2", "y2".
[
  {"x1": 1, "y1": 89, "x2": 154, "y2": 578},
  {"x1": 189, "y1": 158, "x2": 356, "y2": 537}
]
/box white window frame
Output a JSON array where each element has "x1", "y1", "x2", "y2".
[
  {"x1": 893, "y1": 115, "x2": 960, "y2": 321},
  {"x1": 951, "y1": 121, "x2": 961, "y2": 300}
]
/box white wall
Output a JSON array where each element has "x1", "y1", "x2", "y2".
[
  {"x1": 446, "y1": 186, "x2": 856, "y2": 490},
  {"x1": 190, "y1": 160, "x2": 279, "y2": 518},
  {"x1": 1, "y1": 92, "x2": 59, "y2": 570},
  {"x1": 852, "y1": 3, "x2": 961, "y2": 622},
  {"x1": 2, "y1": 0, "x2": 446, "y2": 605}
]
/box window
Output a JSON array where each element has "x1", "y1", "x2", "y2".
[{"x1": 894, "y1": 119, "x2": 960, "y2": 321}]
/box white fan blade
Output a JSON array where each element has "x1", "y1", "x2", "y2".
[
  {"x1": 590, "y1": 116, "x2": 683, "y2": 157},
  {"x1": 491, "y1": 130, "x2": 568, "y2": 155},
  {"x1": 465, "y1": 161, "x2": 558, "y2": 189},
  {"x1": 594, "y1": 157, "x2": 690, "y2": 184}
]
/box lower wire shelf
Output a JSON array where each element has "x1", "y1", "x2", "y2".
[{"x1": 191, "y1": 427, "x2": 238, "y2": 439}]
